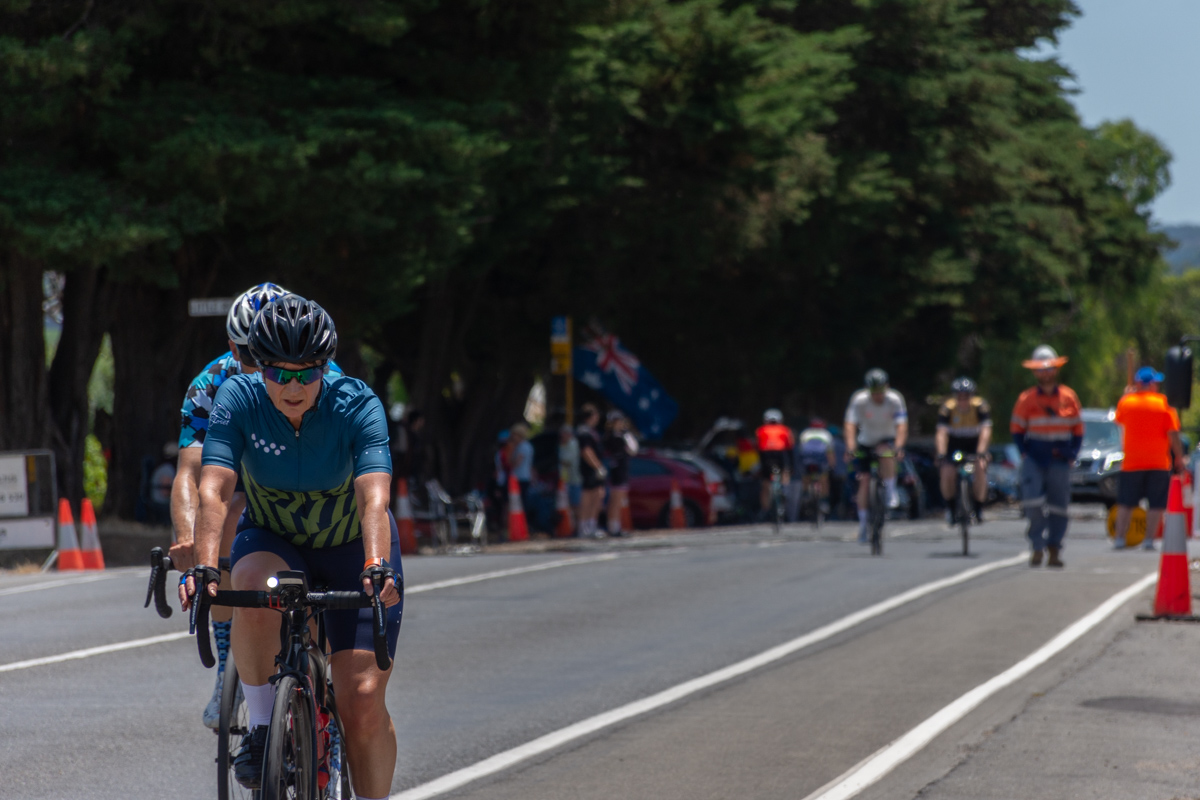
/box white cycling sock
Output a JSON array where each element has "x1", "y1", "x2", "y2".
[
  {"x1": 885, "y1": 477, "x2": 897, "y2": 495},
  {"x1": 241, "y1": 681, "x2": 275, "y2": 729}
]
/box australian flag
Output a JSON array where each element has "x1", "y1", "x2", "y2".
[{"x1": 573, "y1": 331, "x2": 678, "y2": 439}]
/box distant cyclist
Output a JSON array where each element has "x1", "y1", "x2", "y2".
[
  {"x1": 844, "y1": 369, "x2": 908, "y2": 543},
  {"x1": 170, "y1": 282, "x2": 342, "y2": 728},
  {"x1": 796, "y1": 417, "x2": 836, "y2": 509},
  {"x1": 756, "y1": 409, "x2": 795, "y2": 517},
  {"x1": 180, "y1": 294, "x2": 401, "y2": 797},
  {"x1": 935, "y1": 377, "x2": 992, "y2": 525}
]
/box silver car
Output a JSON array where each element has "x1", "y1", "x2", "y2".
[{"x1": 1070, "y1": 408, "x2": 1122, "y2": 505}]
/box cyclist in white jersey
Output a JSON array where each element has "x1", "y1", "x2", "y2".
[{"x1": 844, "y1": 369, "x2": 908, "y2": 543}]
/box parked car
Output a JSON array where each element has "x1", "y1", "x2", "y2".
[
  {"x1": 987, "y1": 443, "x2": 1022, "y2": 502},
  {"x1": 627, "y1": 454, "x2": 714, "y2": 529},
  {"x1": 1070, "y1": 408, "x2": 1122, "y2": 506},
  {"x1": 642, "y1": 447, "x2": 733, "y2": 521}
]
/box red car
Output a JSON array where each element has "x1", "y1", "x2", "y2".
[{"x1": 625, "y1": 454, "x2": 714, "y2": 529}]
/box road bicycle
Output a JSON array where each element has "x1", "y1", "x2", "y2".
[
  {"x1": 146, "y1": 547, "x2": 399, "y2": 799},
  {"x1": 856, "y1": 448, "x2": 894, "y2": 556},
  {"x1": 768, "y1": 466, "x2": 786, "y2": 534},
  {"x1": 948, "y1": 451, "x2": 979, "y2": 556},
  {"x1": 796, "y1": 463, "x2": 826, "y2": 529}
]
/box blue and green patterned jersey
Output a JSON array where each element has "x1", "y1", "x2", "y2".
[
  {"x1": 201, "y1": 373, "x2": 390, "y2": 548},
  {"x1": 179, "y1": 351, "x2": 342, "y2": 449}
]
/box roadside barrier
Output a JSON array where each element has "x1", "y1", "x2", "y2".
[
  {"x1": 507, "y1": 473, "x2": 529, "y2": 542},
  {"x1": 669, "y1": 481, "x2": 686, "y2": 529},
  {"x1": 555, "y1": 479, "x2": 574, "y2": 538},
  {"x1": 1139, "y1": 475, "x2": 1197, "y2": 620},
  {"x1": 56, "y1": 499, "x2": 85, "y2": 571},
  {"x1": 78, "y1": 499, "x2": 105, "y2": 570},
  {"x1": 394, "y1": 478, "x2": 418, "y2": 555}
]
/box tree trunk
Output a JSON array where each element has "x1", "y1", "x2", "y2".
[
  {"x1": 47, "y1": 267, "x2": 114, "y2": 508},
  {"x1": 0, "y1": 252, "x2": 50, "y2": 452}
]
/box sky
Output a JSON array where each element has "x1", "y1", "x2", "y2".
[{"x1": 1043, "y1": 0, "x2": 1200, "y2": 224}]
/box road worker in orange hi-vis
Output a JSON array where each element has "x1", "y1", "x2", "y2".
[{"x1": 1011, "y1": 345, "x2": 1083, "y2": 569}]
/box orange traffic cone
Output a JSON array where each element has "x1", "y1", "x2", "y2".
[
  {"x1": 669, "y1": 481, "x2": 686, "y2": 529},
  {"x1": 56, "y1": 499, "x2": 85, "y2": 571},
  {"x1": 1183, "y1": 469, "x2": 1194, "y2": 538},
  {"x1": 394, "y1": 478, "x2": 418, "y2": 555},
  {"x1": 620, "y1": 492, "x2": 633, "y2": 533},
  {"x1": 555, "y1": 479, "x2": 574, "y2": 538},
  {"x1": 78, "y1": 499, "x2": 105, "y2": 570},
  {"x1": 1151, "y1": 476, "x2": 1191, "y2": 617},
  {"x1": 507, "y1": 473, "x2": 529, "y2": 542}
]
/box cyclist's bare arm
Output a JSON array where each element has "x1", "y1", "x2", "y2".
[
  {"x1": 935, "y1": 427, "x2": 949, "y2": 459},
  {"x1": 354, "y1": 471, "x2": 401, "y2": 607},
  {"x1": 977, "y1": 422, "x2": 992, "y2": 455},
  {"x1": 181, "y1": 464, "x2": 237, "y2": 608},
  {"x1": 843, "y1": 421, "x2": 857, "y2": 462},
  {"x1": 894, "y1": 420, "x2": 908, "y2": 453},
  {"x1": 169, "y1": 447, "x2": 203, "y2": 571}
]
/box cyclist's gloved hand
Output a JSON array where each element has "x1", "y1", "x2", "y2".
[
  {"x1": 179, "y1": 565, "x2": 221, "y2": 611},
  {"x1": 360, "y1": 559, "x2": 401, "y2": 608}
]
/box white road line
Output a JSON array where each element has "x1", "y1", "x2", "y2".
[
  {"x1": 0, "y1": 554, "x2": 619, "y2": 674},
  {"x1": 389, "y1": 552, "x2": 1029, "y2": 800},
  {"x1": 802, "y1": 570, "x2": 1158, "y2": 800},
  {"x1": 407, "y1": 554, "x2": 619, "y2": 594},
  {"x1": 0, "y1": 632, "x2": 192, "y2": 674},
  {"x1": 0, "y1": 572, "x2": 124, "y2": 597}
]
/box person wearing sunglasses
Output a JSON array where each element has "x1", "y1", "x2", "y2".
[
  {"x1": 182, "y1": 293, "x2": 401, "y2": 799},
  {"x1": 171, "y1": 282, "x2": 344, "y2": 730}
]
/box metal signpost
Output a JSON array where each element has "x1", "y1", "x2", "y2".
[
  {"x1": 551, "y1": 316, "x2": 573, "y2": 425},
  {"x1": 188, "y1": 297, "x2": 235, "y2": 317},
  {"x1": 0, "y1": 451, "x2": 57, "y2": 550}
]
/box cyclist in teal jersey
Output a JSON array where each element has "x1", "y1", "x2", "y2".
[
  {"x1": 181, "y1": 294, "x2": 400, "y2": 799},
  {"x1": 171, "y1": 283, "x2": 346, "y2": 729}
]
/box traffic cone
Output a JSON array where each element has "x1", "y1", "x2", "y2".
[
  {"x1": 669, "y1": 481, "x2": 686, "y2": 529},
  {"x1": 620, "y1": 492, "x2": 633, "y2": 532},
  {"x1": 507, "y1": 473, "x2": 529, "y2": 542},
  {"x1": 78, "y1": 499, "x2": 105, "y2": 570},
  {"x1": 393, "y1": 478, "x2": 418, "y2": 555},
  {"x1": 1183, "y1": 470, "x2": 1194, "y2": 538},
  {"x1": 56, "y1": 499, "x2": 85, "y2": 571},
  {"x1": 1151, "y1": 476, "x2": 1191, "y2": 617},
  {"x1": 554, "y1": 479, "x2": 574, "y2": 538}
]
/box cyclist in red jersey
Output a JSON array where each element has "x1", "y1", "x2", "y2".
[{"x1": 756, "y1": 409, "x2": 796, "y2": 516}]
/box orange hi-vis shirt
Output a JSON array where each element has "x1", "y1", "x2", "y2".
[
  {"x1": 1115, "y1": 391, "x2": 1179, "y2": 471},
  {"x1": 1010, "y1": 384, "x2": 1083, "y2": 464},
  {"x1": 756, "y1": 424, "x2": 795, "y2": 452}
]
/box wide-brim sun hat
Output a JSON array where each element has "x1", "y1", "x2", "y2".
[{"x1": 1022, "y1": 344, "x2": 1068, "y2": 370}]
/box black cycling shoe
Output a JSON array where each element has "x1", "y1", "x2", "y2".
[{"x1": 233, "y1": 725, "x2": 268, "y2": 789}]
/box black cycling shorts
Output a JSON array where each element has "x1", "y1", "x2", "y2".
[
  {"x1": 230, "y1": 512, "x2": 404, "y2": 658},
  {"x1": 946, "y1": 437, "x2": 980, "y2": 459},
  {"x1": 852, "y1": 439, "x2": 896, "y2": 473},
  {"x1": 760, "y1": 450, "x2": 792, "y2": 476},
  {"x1": 1117, "y1": 470, "x2": 1171, "y2": 510}
]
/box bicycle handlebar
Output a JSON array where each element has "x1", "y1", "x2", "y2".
[{"x1": 144, "y1": 547, "x2": 175, "y2": 619}]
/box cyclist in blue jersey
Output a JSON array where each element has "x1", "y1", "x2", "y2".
[
  {"x1": 181, "y1": 294, "x2": 401, "y2": 799},
  {"x1": 170, "y1": 283, "x2": 343, "y2": 728}
]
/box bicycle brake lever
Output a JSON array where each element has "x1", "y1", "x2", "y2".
[{"x1": 146, "y1": 547, "x2": 174, "y2": 619}]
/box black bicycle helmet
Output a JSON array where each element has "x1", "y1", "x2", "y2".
[
  {"x1": 246, "y1": 293, "x2": 338, "y2": 366},
  {"x1": 864, "y1": 368, "x2": 888, "y2": 389},
  {"x1": 951, "y1": 376, "x2": 976, "y2": 394}
]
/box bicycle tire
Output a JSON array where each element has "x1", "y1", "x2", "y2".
[
  {"x1": 217, "y1": 661, "x2": 254, "y2": 800},
  {"x1": 870, "y1": 477, "x2": 884, "y2": 556},
  {"x1": 261, "y1": 674, "x2": 317, "y2": 800},
  {"x1": 958, "y1": 475, "x2": 971, "y2": 556}
]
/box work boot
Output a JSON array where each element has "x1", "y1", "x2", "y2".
[
  {"x1": 1029, "y1": 549, "x2": 1043, "y2": 567},
  {"x1": 1046, "y1": 546, "x2": 1064, "y2": 568}
]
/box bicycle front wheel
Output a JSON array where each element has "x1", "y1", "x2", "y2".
[
  {"x1": 218, "y1": 662, "x2": 254, "y2": 800},
  {"x1": 262, "y1": 674, "x2": 317, "y2": 800},
  {"x1": 958, "y1": 476, "x2": 971, "y2": 556},
  {"x1": 870, "y1": 479, "x2": 885, "y2": 556}
]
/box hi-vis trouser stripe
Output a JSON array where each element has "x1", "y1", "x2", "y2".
[{"x1": 243, "y1": 469, "x2": 362, "y2": 548}]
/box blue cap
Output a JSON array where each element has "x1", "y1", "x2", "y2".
[{"x1": 1136, "y1": 366, "x2": 1164, "y2": 384}]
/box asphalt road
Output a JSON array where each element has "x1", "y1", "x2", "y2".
[{"x1": 1, "y1": 508, "x2": 1191, "y2": 800}]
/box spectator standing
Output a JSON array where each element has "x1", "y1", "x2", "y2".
[
  {"x1": 558, "y1": 425, "x2": 582, "y2": 529},
  {"x1": 1113, "y1": 367, "x2": 1185, "y2": 550},
  {"x1": 576, "y1": 404, "x2": 607, "y2": 538},
  {"x1": 604, "y1": 411, "x2": 639, "y2": 536},
  {"x1": 1011, "y1": 345, "x2": 1083, "y2": 568},
  {"x1": 510, "y1": 422, "x2": 534, "y2": 518},
  {"x1": 490, "y1": 430, "x2": 512, "y2": 531}
]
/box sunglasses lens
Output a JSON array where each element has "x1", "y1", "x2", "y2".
[{"x1": 264, "y1": 366, "x2": 322, "y2": 385}]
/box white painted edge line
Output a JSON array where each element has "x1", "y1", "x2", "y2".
[
  {"x1": 0, "y1": 554, "x2": 620, "y2": 674},
  {"x1": 389, "y1": 552, "x2": 1029, "y2": 800},
  {"x1": 802, "y1": 570, "x2": 1158, "y2": 800},
  {"x1": 0, "y1": 572, "x2": 125, "y2": 597},
  {"x1": 406, "y1": 554, "x2": 619, "y2": 595},
  {"x1": 0, "y1": 631, "x2": 193, "y2": 674}
]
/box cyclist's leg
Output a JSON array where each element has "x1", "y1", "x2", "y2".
[
  {"x1": 877, "y1": 444, "x2": 898, "y2": 506},
  {"x1": 854, "y1": 459, "x2": 870, "y2": 541},
  {"x1": 204, "y1": 493, "x2": 248, "y2": 729},
  {"x1": 939, "y1": 461, "x2": 957, "y2": 505},
  {"x1": 973, "y1": 459, "x2": 988, "y2": 504},
  {"x1": 319, "y1": 516, "x2": 403, "y2": 799}
]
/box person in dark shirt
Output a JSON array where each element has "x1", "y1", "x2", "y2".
[
  {"x1": 604, "y1": 411, "x2": 639, "y2": 536},
  {"x1": 576, "y1": 403, "x2": 607, "y2": 538}
]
